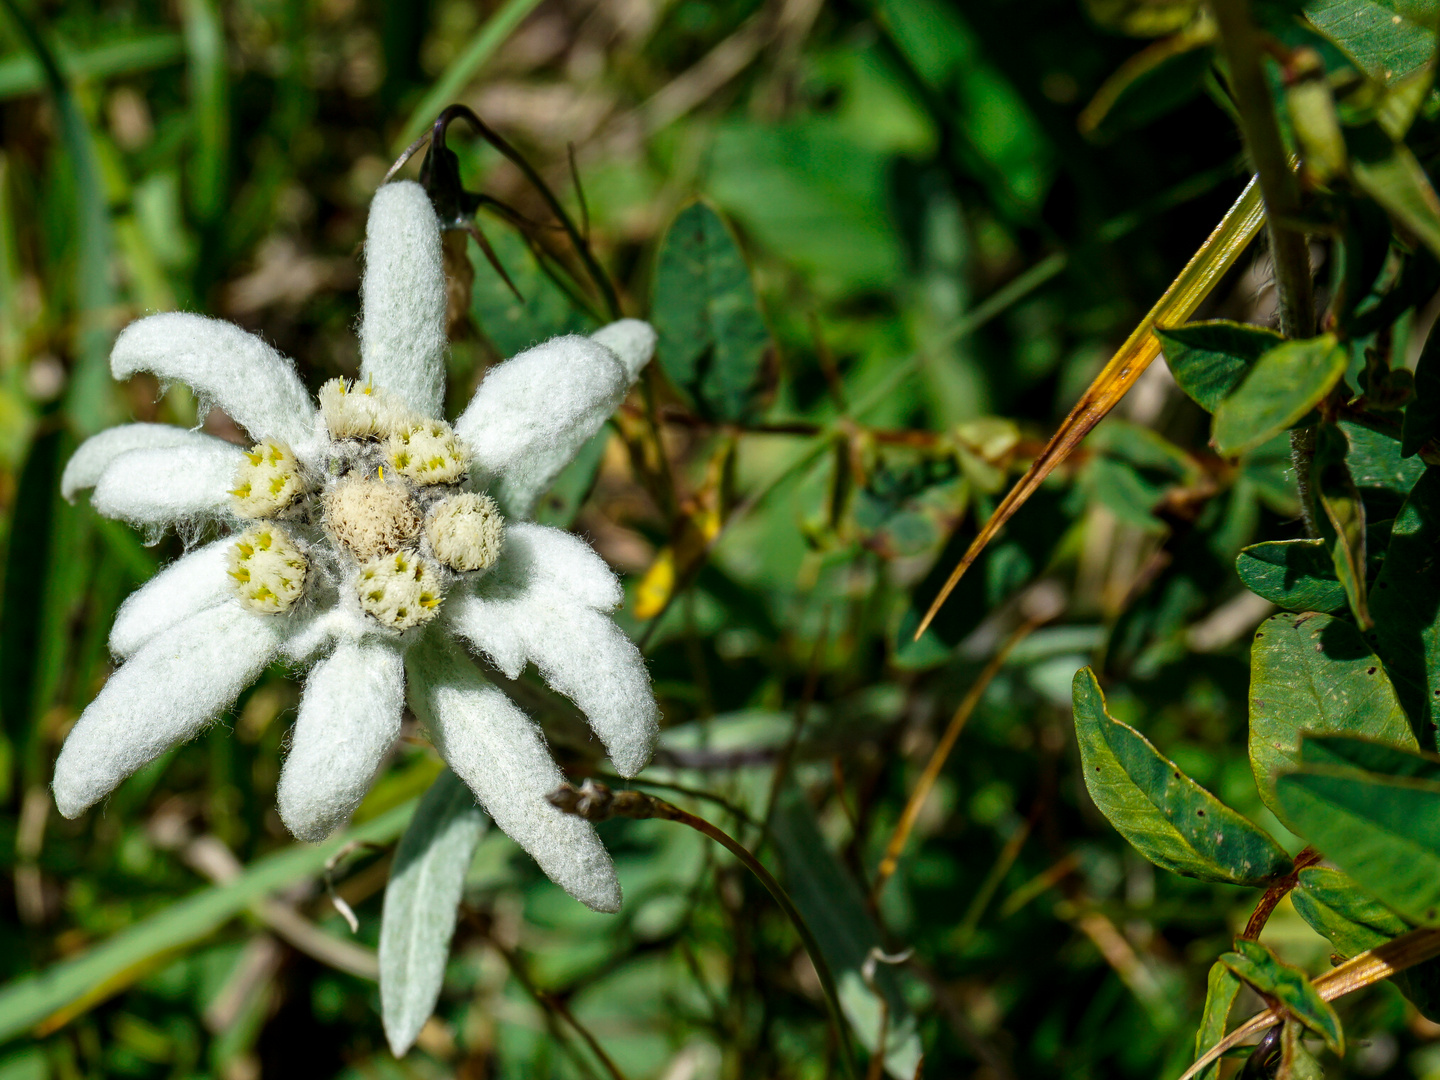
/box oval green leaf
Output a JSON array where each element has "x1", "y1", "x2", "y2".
[
  {"x1": 1219, "y1": 938, "x2": 1343, "y2": 1054},
  {"x1": 1073, "y1": 668, "x2": 1290, "y2": 885},
  {"x1": 1235, "y1": 539, "x2": 1346, "y2": 613},
  {"x1": 1157, "y1": 319, "x2": 1282, "y2": 413},
  {"x1": 1212, "y1": 335, "x2": 1349, "y2": 457},
  {"x1": 1249, "y1": 612, "x2": 1416, "y2": 822}
]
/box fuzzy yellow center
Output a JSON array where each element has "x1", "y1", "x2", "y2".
[
  {"x1": 357, "y1": 550, "x2": 443, "y2": 629},
  {"x1": 323, "y1": 477, "x2": 423, "y2": 561},
  {"x1": 228, "y1": 526, "x2": 308, "y2": 613},
  {"x1": 427, "y1": 493, "x2": 505, "y2": 572},
  {"x1": 231, "y1": 440, "x2": 303, "y2": 519}
]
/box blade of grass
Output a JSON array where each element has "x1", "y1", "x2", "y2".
[
  {"x1": 0, "y1": 801, "x2": 416, "y2": 1041},
  {"x1": 0, "y1": 0, "x2": 119, "y2": 435},
  {"x1": 913, "y1": 177, "x2": 1266, "y2": 639},
  {"x1": 0, "y1": 33, "x2": 184, "y2": 100},
  {"x1": 394, "y1": 0, "x2": 545, "y2": 151},
  {"x1": 182, "y1": 0, "x2": 229, "y2": 224}
]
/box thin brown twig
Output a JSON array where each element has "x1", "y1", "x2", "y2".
[
  {"x1": 1242, "y1": 847, "x2": 1322, "y2": 941},
  {"x1": 871, "y1": 618, "x2": 1043, "y2": 898}
]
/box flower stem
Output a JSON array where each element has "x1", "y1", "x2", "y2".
[{"x1": 549, "y1": 781, "x2": 861, "y2": 1079}]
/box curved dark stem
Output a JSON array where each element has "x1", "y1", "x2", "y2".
[{"x1": 427, "y1": 105, "x2": 621, "y2": 320}]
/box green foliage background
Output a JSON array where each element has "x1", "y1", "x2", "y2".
[{"x1": 6, "y1": 0, "x2": 1440, "y2": 1077}]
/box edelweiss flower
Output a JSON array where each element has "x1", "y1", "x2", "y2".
[{"x1": 54, "y1": 181, "x2": 660, "y2": 913}]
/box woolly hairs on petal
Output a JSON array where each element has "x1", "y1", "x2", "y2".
[
  {"x1": 449, "y1": 523, "x2": 657, "y2": 777},
  {"x1": 278, "y1": 638, "x2": 405, "y2": 842},
  {"x1": 91, "y1": 442, "x2": 246, "y2": 529},
  {"x1": 110, "y1": 314, "x2": 315, "y2": 446},
  {"x1": 359, "y1": 181, "x2": 447, "y2": 419},
  {"x1": 455, "y1": 335, "x2": 630, "y2": 520},
  {"x1": 53, "y1": 602, "x2": 287, "y2": 818},
  {"x1": 62, "y1": 424, "x2": 221, "y2": 503},
  {"x1": 405, "y1": 640, "x2": 623, "y2": 913},
  {"x1": 109, "y1": 539, "x2": 235, "y2": 659}
]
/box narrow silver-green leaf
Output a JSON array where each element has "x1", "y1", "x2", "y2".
[
  {"x1": 1072, "y1": 668, "x2": 1290, "y2": 885},
  {"x1": 1249, "y1": 612, "x2": 1416, "y2": 822},
  {"x1": 378, "y1": 769, "x2": 488, "y2": 1057}
]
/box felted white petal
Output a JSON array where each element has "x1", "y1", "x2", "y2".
[
  {"x1": 448, "y1": 524, "x2": 657, "y2": 777},
  {"x1": 90, "y1": 441, "x2": 244, "y2": 529},
  {"x1": 406, "y1": 641, "x2": 622, "y2": 913},
  {"x1": 358, "y1": 182, "x2": 447, "y2": 418},
  {"x1": 454, "y1": 336, "x2": 629, "y2": 520},
  {"x1": 591, "y1": 319, "x2": 657, "y2": 382},
  {"x1": 278, "y1": 638, "x2": 404, "y2": 842},
  {"x1": 110, "y1": 539, "x2": 233, "y2": 659},
  {"x1": 111, "y1": 313, "x2": 315, "y2": 445},
  {"x1": 62, "y1": 424, "x2": 214, "y2": 502},
  {"x1": 52, "y1": 601, "x2": 286, "y2": 818}
]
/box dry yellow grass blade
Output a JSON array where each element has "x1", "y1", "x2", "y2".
[
  {"x1": 1177, "y1": 926, "x2": 1440, "y2": 1080},
  {"x1": 913, "y1": 177, "x2": 1267, "y2": 641}
]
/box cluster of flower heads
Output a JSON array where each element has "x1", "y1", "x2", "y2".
[
  {"x1": 54, "y1": 181, "x2": 660, "y2": 914},
  {"x1": 224, "y1": 375, "x2": 502, "y2": 631}
]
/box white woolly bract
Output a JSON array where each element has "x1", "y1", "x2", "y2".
[
  {"x1": 110, "y1": 539, "x2": 234, "y2": 659},
  {"x1": 62, "y1": 424, "x2": 217, "y2": 503},
  {"x1": 455, "y1": 335, "x2": 628, "y2": 519},
  {"x1": 110, "y1": 313, "x2": 315, "y2": 446},
  {"x1": 591, "y1": 319, "x2": 657, "y2": 382},
  {"x1": 278, "y1": 638, "x2": 404, "y2": 841},
  {"x1": 359, "y1": 182, "x2": 447, "y2": 419},
  {"x1": 448, "y1": 523, "x2": 657, "y2": 777},
  {"x1": 406, "y1": 641, "x2": 622, "y2": 913},
  {"x1": 52, "y1": 602, "x2": 287, "y2": 818},
  {"x1": 92, "y1": 442, "x2": 245, "y2": 530}
]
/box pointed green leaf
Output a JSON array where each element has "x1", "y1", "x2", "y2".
[
  {"x1": 1249, "y1": 613, "x2": 1416, "y2": 821},
  {"x1": 1236, "y1": 539, "x2": 1346, "y2": 613},
  {"x1": 1350, "y1": 124, "x2": 1440, "y2": 263},
  {"x1": 1219, "y1": 938, "x2": 1343, "y2": 1054},
  {"x1": 652, "y1": 199, "x2": 773, "y2": 421},
  {"x1": 1312, "y1": 423, "x2": 1371, "y2": 627},
  {"x1": 1192, "y1": 961, "x2": 1242, "y2": 1080},
  {"x1": 1212, "y1": 335, "x2": 1349, "y2": 456},
  {"x1": 1370, "y1": 468, "x2": 1440, "y2": 747},
  {"x1": 1299, "y1": 732, "x2": 1440, "y2": 779},
  {"x1": 1158, "y1": 320, "x2": 1283, "y2": 413},
  {"x1": 1404, "y1": 331, "x2": 1440, "y2": 455},
  {"x1": 1279, "y1": 1020, "x2": 1325, "y2": 1080},
  {"x1": 1306, "y1": 0, "x2": 1436, "y2": 83},
  {"x1": 1072, "y1": 668, "x2": 1290, "y2": 884},
  {"x1": 1078, "y1": 31, "x2": 1213, "y2": 140},
  {"x1": 379, "y1": 770, "x2": 488, "y2": 1057},
  {"x1": 1292, "y1": 865, "x2": 1440, "y2": 1019},
  {"x1": 1276, "y1": 764, "x2": 1440, "y2": 925}
]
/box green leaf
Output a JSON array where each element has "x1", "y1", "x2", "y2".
[
  {"x1": 379, "y1": 770, "x2": 488, "y2": 1057},
  {"x1": 1279, "y1": 1020, "x2": 1325, "y2": 1080},
  {"x1": 468, "y1": 226, "x2": 593, "y2": 359},
  {"x1": 1404, "y1": 330, "x2": 1440, "y2": 455},
  {"x1": 1370, "y1": 468, "x2": 1440, "y2": 746},
  {"x1": 1212, "y1": 335, "x2": 1349, "y2": 457},
  {"x1": 1078, "y1": 31, "x2": 1213, "y2": 140},
  {"x1": 1276, "y1": 764, "x2": 1440, "y2": 924},
  {"x1": 1350, "y1": 123, "x2": 1440, "y2": 263},
  {"x1": 652, "y1": 200, "x2": 773, "y2": 421},
  {"x1": 1306, "y1": 0, "x2": 1436, "y2": 83},
  {"x1": 771, "y1": 788, "x2": 923, "y2": 1080},
  {"x1": 1341, "y1": 419, "x2": 1424, "y2": 511},
  {"x1": 1236, "y1": 539, "x2": 1347, "y2": 612},
  {"x1": 1072, "y1": 668, "x2": 1290, "y2": 884},
  {"x1": 1157, "y1": 319, "x2": 1284, "y2": 412},
  {"x1": 1249, "y1": 612, "x2": 1416, "y2": 821},
  {"x1": 1299, "y1": 732, "x2": 1440, "y2": 779},
  {"x1": 1291, "y1": 864, "x2": 1440, "y2": 1019},
  {"x1": 1192, "y1": 962, "x2": 1241, "y2": 1080},
  {"x1": 1083, "y1": 421, "x2": 1199, "y2": 531},
  {"x1": 1312, "y1": 423, "x2": 1371, "y2": 627},
  {"x1": 0, "y1": 801, "x2": 415, "y2": 1041},
  {"x1": 1219, "y1": 938, "x2": 1343, "y2": 1054}
]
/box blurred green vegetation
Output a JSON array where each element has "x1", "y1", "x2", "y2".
[{"x1": 4, "y1": 0, "x2": 1439, "y2": 1077}]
